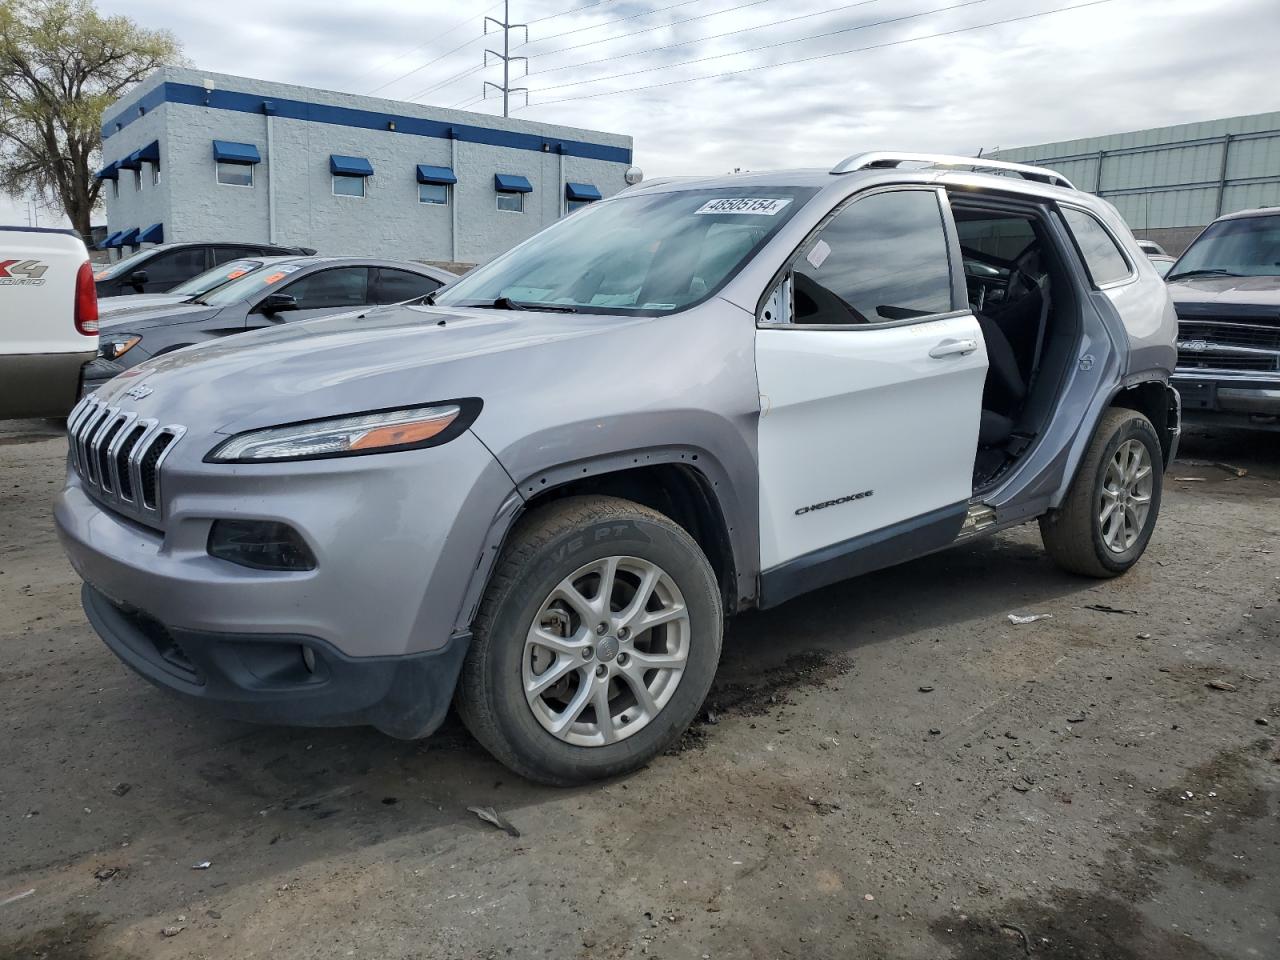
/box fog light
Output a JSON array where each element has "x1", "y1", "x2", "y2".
[{"x1": 207, "y1": 520, "x2": 317, "y2": 571}]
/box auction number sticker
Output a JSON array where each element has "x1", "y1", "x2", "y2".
[
  {"x1": 261, "y1": 263, "x2": 303, "y2": 285},
  {"x1": 694, "y1": 197, "x2": 793, "y2": 216}
]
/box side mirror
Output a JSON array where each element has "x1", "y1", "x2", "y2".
[
  {"x1": 259, "y1": 292, "x2": 298, "y2": 315},
  {"x1": 128, "y1": 269, "x2": 149, "y2": 291}
]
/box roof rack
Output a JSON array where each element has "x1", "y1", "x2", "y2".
[{"x1": 830, "y1": 152, "x2": 1076, "y2": 190}]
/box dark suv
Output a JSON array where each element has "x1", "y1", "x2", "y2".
[
  {"x1": 1167, "y1": 207, "x2": 1280, "y2": 431},
  {"x1": 94, "y1": 241, "x2": 314, "y2": 297}
]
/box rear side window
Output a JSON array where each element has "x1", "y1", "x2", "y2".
[
  {"x1": 375, "y1": 268, "x2": 441, "y2": 303},
  {"x1": 1062, "y1": 207, "x2": 1131, "y2": 286},
  {"x1": 790, "y1": 190, "x2": 953, "y2": 325},
  {"x1": 143, "y1": 248, "x2": 208, "y2": 289}
]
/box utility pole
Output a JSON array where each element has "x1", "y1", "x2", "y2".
[{"x1": 483, "y1": 1, "x2": 528, "y2": 117}]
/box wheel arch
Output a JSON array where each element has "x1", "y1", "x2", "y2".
[
  {"x1": 1108, "y1": 374, "x2": 1180, "y2": 467},
  {"x1": 452, "y1": 448, "x2": 754, "y2": 637}
]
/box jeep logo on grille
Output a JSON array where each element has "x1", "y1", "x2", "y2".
[{"x1": 123, "y1": 384, "x2": 154, "y2": 400}]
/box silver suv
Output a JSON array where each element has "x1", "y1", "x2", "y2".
[{"x1": 56, "y1": 153, "x2": 1179, "y2": 785}]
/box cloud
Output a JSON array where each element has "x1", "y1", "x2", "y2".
[{"x1": 4, "y1": 0, "x2": 1278, "y2": 228}]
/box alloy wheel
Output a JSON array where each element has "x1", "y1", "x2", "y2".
[{"x1": 1098, "y1": 438, "x2": 1153, "y2": 553}]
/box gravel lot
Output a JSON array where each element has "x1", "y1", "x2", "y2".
[{"x1": 1, "y1": 420, "x2": 1277, "y2": 960}]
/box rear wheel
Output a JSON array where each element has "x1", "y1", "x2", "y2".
[
  {"x1": 457, "y1": 495, "x2": 722, "y2": 785},
  {"x1": 1040, "y1": 407, "x2": 1163, "y2": 577}
]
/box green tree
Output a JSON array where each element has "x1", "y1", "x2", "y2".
[{"x1": 0, "y1": 0, "x2": 181, "y2": 237}]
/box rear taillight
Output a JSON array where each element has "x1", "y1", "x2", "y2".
[{"x1": 75, "y1": 260, "x2": 99, "y2": 336}]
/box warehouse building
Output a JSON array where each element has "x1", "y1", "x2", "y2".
[
  {"x1": 94, "y1": 67, "x2": 635, "y2": 265},
  {"x1": 993, "y1": 111, "x2": 1280, "y2": 254}
]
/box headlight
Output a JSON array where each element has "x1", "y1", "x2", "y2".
[
  {"x1": 205, "y1": 401, "x2": 480, "y2": 463},
  {"x1": 100, "y1": 335, "x2": 141, "y2": 361}
]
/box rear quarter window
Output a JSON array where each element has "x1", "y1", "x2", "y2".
[{"x1": 1062, "y1": 207, "x2": 1132, "y2": 286}]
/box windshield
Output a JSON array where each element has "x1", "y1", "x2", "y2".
[
  {"x1": 1170, "y1": 215, "x2": 1280, "y2": 279},
  {"x1": 197, "y1": 260, "x2": 312, "y2": 306},
  {"x1": 93, "y1": 246, "x2": 155, "y2": 281},
  {"x1": 169, "y1": 259, "x2": 267, "y2": 297},
  {"x1": 433, "y1": 187, "x2": 817, "y2": 315}
]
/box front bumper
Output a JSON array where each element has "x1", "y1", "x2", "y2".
[
  {"x1": 82, "y1": 583, "x2": 467, "y2": 737},
  {"x1": 1172, "y1": 372, "x2": 1280, "y2": 430}
]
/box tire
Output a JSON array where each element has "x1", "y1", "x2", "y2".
[
  {"x1": 456, "y1": 495, "x2": 723, "y2": 785},
  {"x1": 1040, "y1": 407, "x2": 1163, "y2": 577}
]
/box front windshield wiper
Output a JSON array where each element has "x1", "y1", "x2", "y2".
[
  {"x1": 1166, "y1": 268, "x2": 1244, "y2": 281},
  {"x1": 472, "y1": 297, "x2": 578, "y2": 313}
]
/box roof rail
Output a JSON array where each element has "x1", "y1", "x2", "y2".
[{"x1": 830, "y1": 152, "x2": 1076, "y2": 190}]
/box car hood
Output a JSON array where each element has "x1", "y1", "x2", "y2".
[
  {"x1": 97, "y1": 302, "x2": 225, "y2": 335},
  {"x1": 98, "y1": 293, "x2": 192, "y2": 317},
  {"x1": 93, "y1": 304, "x2": 648, "y2": 436},
  {"x1": 1168, "y1": 274, "x2": 1280, "y2": 308}
]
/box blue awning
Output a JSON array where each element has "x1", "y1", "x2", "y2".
[
  {"x1": 494, "y1": 173, "x2": 532, "y2": 193},
  {"x1": 134, "y1": 141, "x2": 160, "y2": 164},
  {"x1": 95, "y1": 161, "x2": 119, "y2": 181},
  {"x1": 213, "y1": 140, "x2": 262, "y2": 165},
  {"x1": 96, "y1": 231, "x2": 118, "y2": 250},
  {"x1": 139, "y1": 223, "x2": 164, "y2": 244},
  {"x1": 117, "y1": 227, "x2": 140, "y2": 247},
  {"x1": 330, "y1": 154, "x2": 374, "y2": 177},
  {"x1": 116, "y1": 153, "x2": 141, "y2": 171},
  {"x1": 103, "y1": 231, "x2": 124, "y2": 249},
  {"x1": 416, "y1": 164, "x2": 457, "y2": 185},
  {"x1": 565, "y1": 182, "x2": 602, "y2": 202}
]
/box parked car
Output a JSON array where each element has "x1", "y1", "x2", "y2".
[
  {"x1": 1148, "y1": 254, "x2": 1176, "y2": 278},
  {"x1": 82, "y1": 257, "x2": 453, "y2": 394},
  {"x1": 1136, "y1": 239, "x2": 1168, "y2": 256},
  {"x1": 0, "y1": 226, "x2": 98, "y2": 419},
  {"x1": 98, "y1": 257, "x2": 282, "y2": 318},
  {"x1": 93, "y1": 241, "x2": 314, "y2": 297},
  {"x1": 1166, "y1": 206, "x2": 1280, "y2": 431},
  {"x1": 56, "y1": 153, "x2": 1178, "y2": 785}
]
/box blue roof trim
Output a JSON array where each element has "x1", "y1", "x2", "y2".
[
  {"x1": 416, "y1": 164, "x2": 457, "y2": 185},
  {"x1": 565, "y1": 181, "x2": 602, "y2": 202},
  {"x1": 117, "y1": 227, "x2": 140, "y2": 246},
  {"x1": 95, "y1": 161, "x2": 119, "y2": 180},
  {"x1": 139, "y1": 222, "x2": 163, "y2": 244},
  {"x1": 213, "y1": 140, "x2": 261, "y2": 164},
  {"x1": 495, "y1": 173, "x2": 532, "y2": 193},
  {"x1": 331, "y1": 154, "x2": 374, "y2": 177},
  {"x1": 102, "y1": 81, "x2": 632, "y2": 165}
]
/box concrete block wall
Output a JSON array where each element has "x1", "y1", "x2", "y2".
[{"x1": 98, "y1": 68, "x2": 634, "y2": 264}]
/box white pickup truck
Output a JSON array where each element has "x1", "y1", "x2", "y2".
[{"x1": 0, "y1": 226, "x2": 99, "y2": 419}]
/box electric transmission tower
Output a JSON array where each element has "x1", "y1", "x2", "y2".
[{"x1": 484, "y1": 1, "x2": 528, "y2": 117}]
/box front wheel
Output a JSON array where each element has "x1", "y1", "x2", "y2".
[
  {"x1": 456, "y1": 495, "x2": 723, "y2": 785},
  {"x1": 1040, "y1": 407, "x2": 1163, "y2": 577}
]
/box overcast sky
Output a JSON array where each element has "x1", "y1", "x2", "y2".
[{"x1": 7, "y1": 0, "x2": 1280, "y2": 228}]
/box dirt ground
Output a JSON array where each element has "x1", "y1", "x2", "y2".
[{"x1": 1, "y1": 419, "x2": 1277, "y2": 960}]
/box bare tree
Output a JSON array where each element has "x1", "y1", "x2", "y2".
[{"x1": 0, "y1": 0, "x2": 182, "y2": 237}]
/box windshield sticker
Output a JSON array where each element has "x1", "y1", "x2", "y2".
[
  {"x1": 694, "y1": 197, "x2": 793, "y2": 216},
  {"x1": 806, "y1": 239, "x2": 832, "y2": 270},
  {"x1": 261, "y1": 264, "x2": 302, "y2": 285}
]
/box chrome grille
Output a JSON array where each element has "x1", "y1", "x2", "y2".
[
  {"x1": 1176, "y1": 319, "x2": 1280, "y2": 374},
  {"x1": 67, "y1": 395, "x2": 186, "y2": 526}
]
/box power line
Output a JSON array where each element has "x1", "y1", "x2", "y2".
[
  {"x1": 527, "y1": 0, "x2": 781, "y2": 61},
  {"x1": 354, "y1": 2, "x2": 504, "y2": 89},
  {"x1": 531, "y1": 0, "x2": 1001, "y2": 92},
  {"x1": 527, "y1": 0, "x2": 617, "y2": 24},
  {"x1": 366, "y1": 31, "x2": 491, "y2": 95},
  {"x1": 520, "y1": 0, "x2": 1116, "y2": 106},
  {"x1": 518, "y1": 0, "x2": 707, "y2": 47},
  {"x1": 532, "y1": 0, "x2": 891, "y2": 77}
]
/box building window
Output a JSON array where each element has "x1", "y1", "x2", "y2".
[
  {"x1": 333, "y1": 174, "x2": 366, "y2": 198},
  {"x1": 134, "y1": 169, "x2": 142, "y2": 191},
  {"x1": 217, "y1": 161, "x2": 253, "y2": 187},
  {"x1": 152, "y1": 165, "x2": 161, "y2": 186},
  {"x1": 111, "y1": 179, "x2": 119, "y2": 199},
  {"x1": 566, "y1": 199, "x2": 593, "y2": 214},
  {"x1": 419, "y1": 182, "x2": 449, "y2": 205},
  {"x1": 496, "y1": 191, "x2": 524, "y2": 213}
]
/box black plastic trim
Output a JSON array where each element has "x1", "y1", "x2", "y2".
[{"x1": 758, "y1": 501, "x2": 968, "y2": 609}]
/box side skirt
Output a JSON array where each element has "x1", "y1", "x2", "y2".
[{"x1": 757, "y1": 501, "x2": 969, "y2": 609}]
